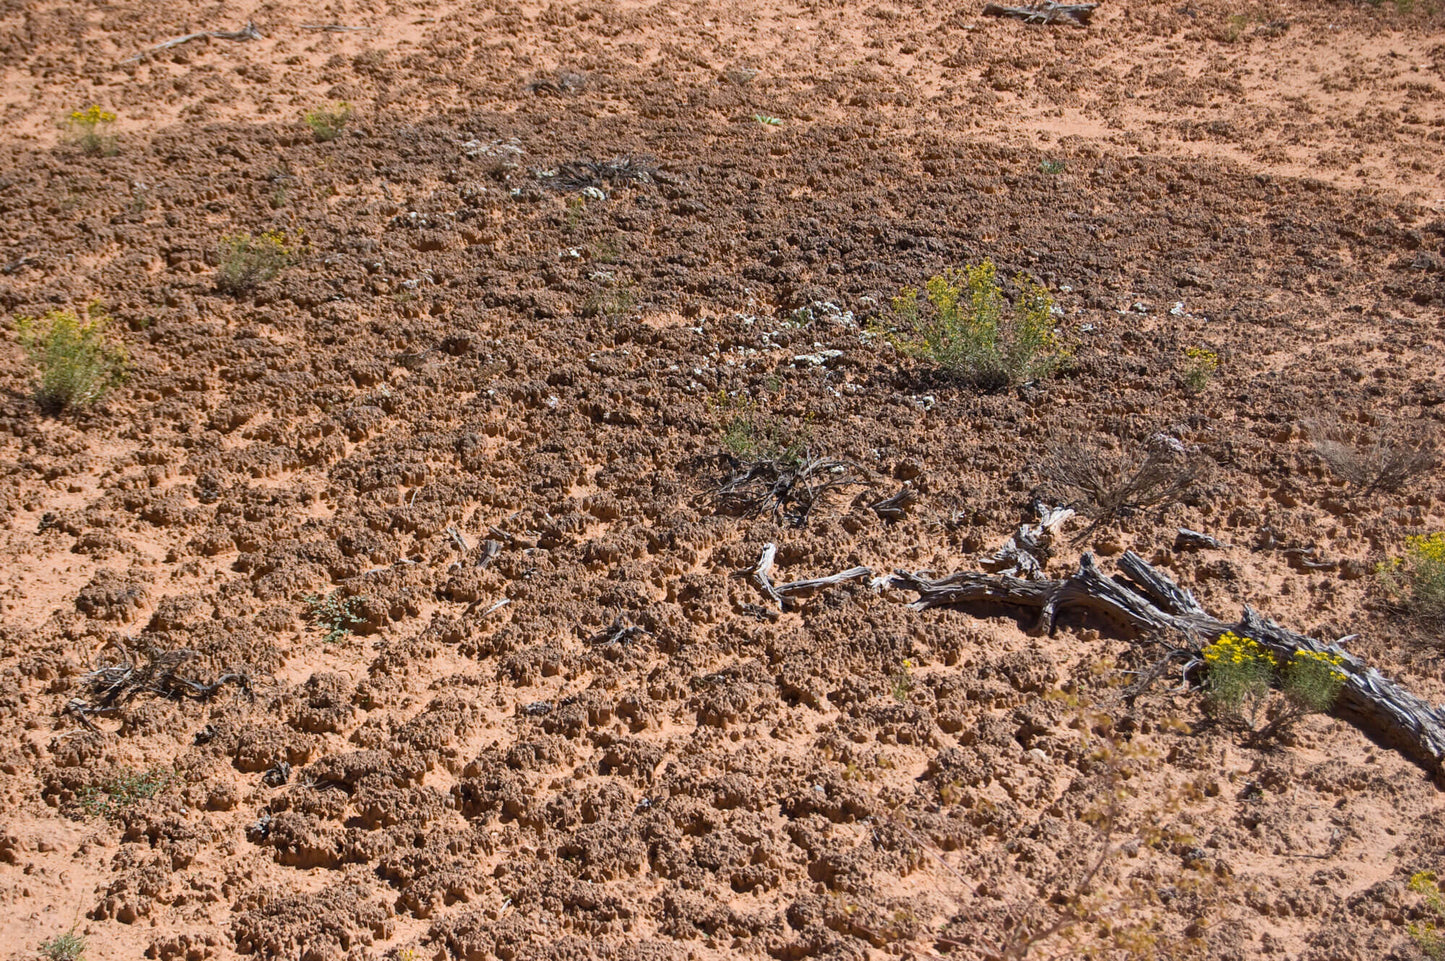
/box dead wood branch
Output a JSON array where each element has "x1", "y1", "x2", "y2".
[
  {"x1": 867, "y1": 486, "x2": 919, "y2": 523},
  {"x1": 737, "y1": 543, "x2": 784, "y2": 609},
  {"x1": 586, "y1": 616, "x2": 649, "y2": 646},
  {"x1": 300, "y1": 23, "x2": 369, "y2": 32},
  {"x1": 982, "y1": 1, "x2": 1097, "y2": 25},
  {"x1": 1174, "y1": 527, "x2": 1225, "y2": 552},
  {"x1": 776, "y1": 567, "x2": 872, "y2": 598},
  {"x1": 982, "y1": 501, "x2": 1074, "y2": 578},
  {"x1": 72, "y1": 649, "x2": 250, "y2": 721},
  {"x1": 716, "y1": 455, "x2": 862, "y2": 527},
  {"x1": 549, "y1": 157, "x2": 656, "y2": 189},
  {"x1": 883, "y1": 550, "x2": 1445, "y2": 773},
  {"x1": 477, "y1": 538, "x2": 502, "y2": 569},
  {"x1": 122, "y1": 22, "x2": 262, "y2": 63},
  {"x1": 735, "y1": 546, "x2": 872, "y2": 611}
]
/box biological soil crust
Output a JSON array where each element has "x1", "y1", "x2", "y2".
[{"x1": 1, "y1": 1, "x2": 1445, "y2": 959}]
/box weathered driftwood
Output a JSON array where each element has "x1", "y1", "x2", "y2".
[
  {"x1": 776, "y1": 567, "x2": 872, "y2": 598},
  {"x1": 740, "y1": 543, "x2": 784, "y2": 609},
  {"x1": 868, "y1": 486, "x2": 919, "y2": 523},
  {"x1": 884, "y1": 550, "x2": 1445, "y2": 773},
  {"x1": 1174, "y1": 528, "x2": 1225, "y2": 552},
  {"x1": 716, "y1": 455, "x2": 862, "y2": 528},
  {"x1": 738, "y1": 545, "x2": 871, "y2": 611},
  {"x1": 67, "y1": 650, "x2": 251, "y2": 730},
  {"x1": 982, "y1": 1, "x2": 1097, "y2": 25},
  {"x1": 982, "y1": 502, "x2": 1074, "y2": 579},
  {"x1": 122, "y1": 22, "x2": 262, "y2": 63}
]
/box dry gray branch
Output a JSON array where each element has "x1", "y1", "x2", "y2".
[
  {"x1": 868, "y1": 486, "x2": 919, "y2": 523},
  {"x1": 882, "y1": 551, "x2": 1445, "y2": 773},
  {"x1": 982, "y1": 501, "x2": 1074, "y2": 578},
  {"x1": 716, "y1": 454, "x2": 863, "y2": 527},
  {"x1": 72, "y1": 648, "x2": 250, "y2": 720},
  {"x1": 122, "y1": 22, "x2": 262, "y2": 63},
  {"x1": 982, "y1": 1, "x2": 1097, "y2": 24}
]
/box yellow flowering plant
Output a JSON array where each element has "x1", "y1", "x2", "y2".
[
  {"x1": 1181, "y1": 346, "x2": 1218, "y2": 393},
  {"x1": 1200, "y1": 631, "x2": 1347, "y2": 739},
  {"x1": 66, "y1": 105, "x2": 118, "y2": 155},
  {"x1": 890, "y1": 260, "x2": 1069, "y2": 391},
  {"x1": 216, "y1": 229, "x2": 300, "y2": 293},
  {"x1": 1382, "y1": 533, "x2": 1445, "y2": 622}
]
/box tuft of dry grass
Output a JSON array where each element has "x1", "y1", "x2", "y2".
[{"x1": 1308, "y1": 418, "x2": 1437, "y2": 497}]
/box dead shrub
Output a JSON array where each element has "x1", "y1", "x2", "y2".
[
  {"x1": 1041, "y1": 432, "x2": 1207, "y2": 540},
  {"x1": 1308, "y1": 418, "x2": 1437, "y2": 497}
]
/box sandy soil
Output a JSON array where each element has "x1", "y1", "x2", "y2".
[{"x1": 2, "y1": 0, "x2": 1444, "y2": 958}]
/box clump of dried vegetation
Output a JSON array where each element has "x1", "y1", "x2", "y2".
[
  {"x1": 1040, "y1": 432, "x2": 1207, "y2": 540},
  {"x1": 1309, "y1": 417, "x2": 1437, "y2": 497}
]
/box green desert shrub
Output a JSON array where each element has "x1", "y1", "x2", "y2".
[
  {"x1": 216, "y1": 230, "x2": 296, "y2": 293},
  {"x1": 1201, "y1": 630, "x2": 1346, "y2": 739},
  {"x1": 65, "y1": 105, "x2": 117, "y2": 156},
  {"x1": 39, "y1": 927, "x2": 86, "y2": 961},
  {"x1": 305, "y1": 102, "x2": 352, "y2": 141},
  {"x1": 891, "y1": 260, "x2": 1067, "y2": 390},
  {"x1": 15, "y1": 306, "x2": 128, "y2": 411},
  {"x1": 1381, "y1": 533, "x2": 1445, "y2": 621}
]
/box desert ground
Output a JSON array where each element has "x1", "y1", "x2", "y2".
[{"x1": 2, "y1": 0, "x2": 1445, "y2": 958}]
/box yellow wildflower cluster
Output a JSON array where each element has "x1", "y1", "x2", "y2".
[
  {"x1": 1201, "y1": 631, "x2": 1276, "y2": 669},
  {"x1": 69, "y1": 105, "x2": 117, "y2": 126},
  {"x1": 1288, "y1": 649, "x2": 1346, "y2": 684},
  {"x1": 1184, "y1": 346, "x2": 1219, "y2": 370},
  {"x1": 1407, "y1": 533, "x2": 1445, "y2": 565}
]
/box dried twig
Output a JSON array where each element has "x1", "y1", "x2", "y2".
[
  {"x1": 776, "y1": 566, "x2": 872, "y2": 598},
  {"x1": 300, "y1": 23, "x2": 369, "y2": 32},
  {"x1": 982, "y1": 1, "x2": 1097, "y2": 25},
  {"x1": 716, "y1": 455, "x2": 862, "y2": 527},
  {"x1": 122, "y1": 22, "x2": 262, "y2": 63},
  {"x1": 736, "y1": 544, "x2": 872, "y2": 611},
  {"x1": 547, "y1": 157, "x2": 655, "y2": 190},
  {"x1": 867, "y1": 486, "x2": 919, "y2": 523},
  {"x1": 737, "y1": 543, "x2": 784, "y2": 609},
  {"x1": 585, "y1": 616, "x2": 649, "y2": 646},
  {"x1": 69, "y1": 649, "x2": 250, "y2": 723}
]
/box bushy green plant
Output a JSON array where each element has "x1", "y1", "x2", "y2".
[
  {"x1": 306, "y1": 590, "x2": 366, "y2": 643},
  {"x1": 65, "y1": 105, "x2": 117, "y2": 156},
  {"x1": 1181, "y1": 346, "x2": 1218, "y2": 393},
  {"x1": 1200, "y1": 631, "x2": 1346, "y2": 739},
  {"x1": 216, "y1": 230, "x2": 296, "y2": 293},
  {"x1": 708, "y1": 390, "x2": 809, "y2": 465},
  {"x1": 305, "y1": 102, "x2": 352, "y2": 141},
  {"x1": 1381, "y1": 533, "x2": 1445, "y2": 621},
  {"x1": 1411, "y1": 871, "x2": 1445, "y2": 959},
  {"x1": 39, "y1": 927, "x2": 86, "y2": 961},
  {"x1": 1201, "y1": 631, "x2": 1275, "y2": 724},
  {"x1": 79, "y1": 767, "x2": 172, "y2": 819},
  {"x1": 891, "y1": 260, "x2": 1067, "y2": 391},
  {"x1": 15, "y1": 306, "x2": 128, "y2": 411}
]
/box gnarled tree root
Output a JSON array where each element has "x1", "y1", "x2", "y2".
[{"x1": 883, "y1": 551, "x2": 1445, "y2": 775}]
